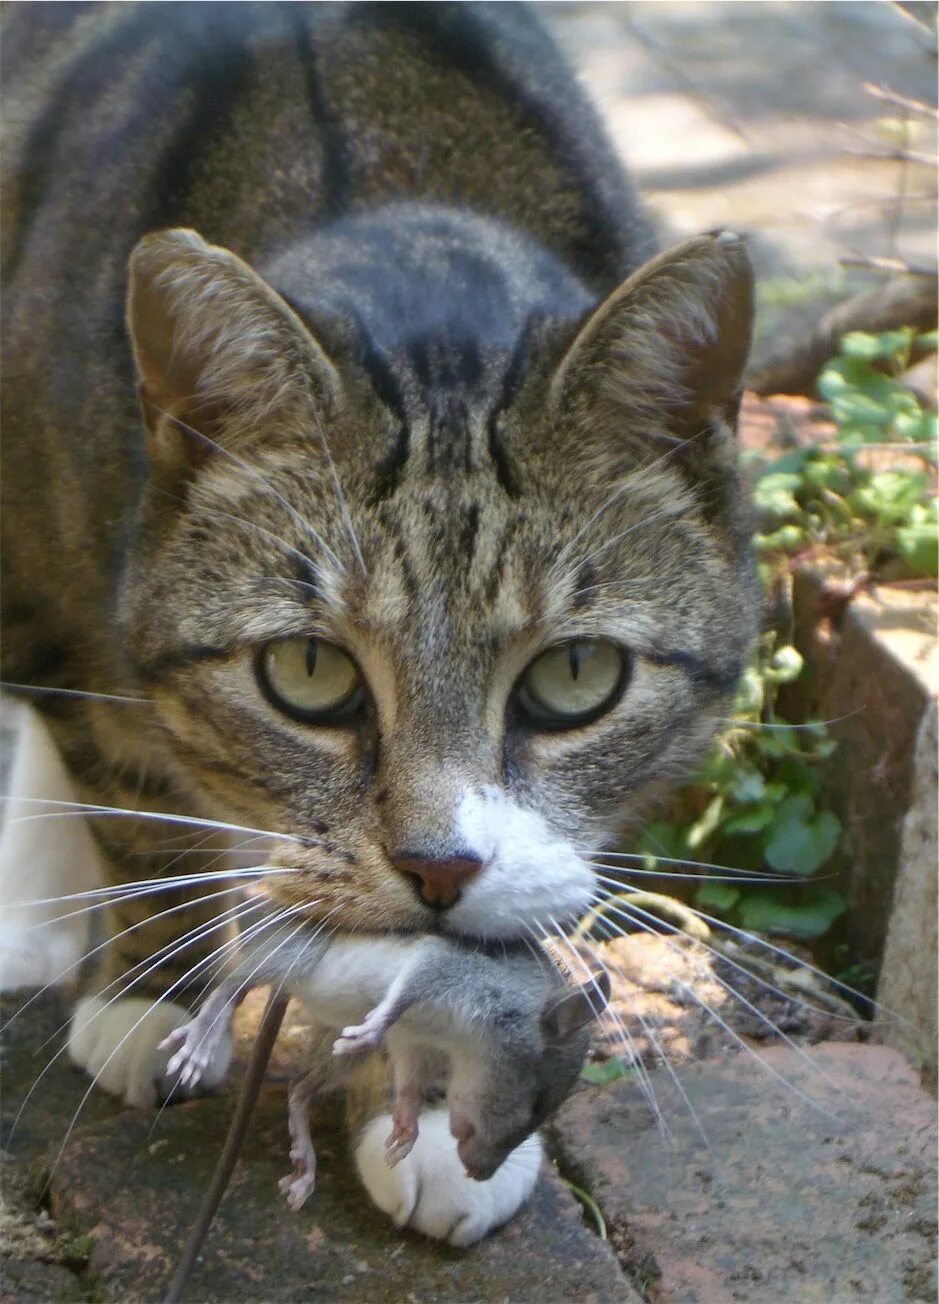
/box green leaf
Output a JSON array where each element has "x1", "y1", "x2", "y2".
[
  {"x1": 895, "y1": 521, "x2": 939, "y2": 577},
  {"x1": 754, "y1": 472, "x2": 802, "y2": 521},
  {"x1": 851, "y1": 471, "x2": 927, "y2": 523},
  {"x1": 764, "y1": 795, "x2": 841, "y2": 875},
  {"x1": 729, "y1": 769, "x2": 767, "y2": 803},
  {"x1": 722, "y1": 804, "x2": 777, "y2": 834},
  {"x1": 738, "y1": 887, "x2": 847, "y2": 940},
  {"x1": 840, "y1": 328, "x2": 913, "y2": 361},
  {"x1": 695, "y1": 881, "x2": 741, "y2": 913},
  {"x1": 636, "y1": 821, "x2": 688, "y2": 864},
  {"x1": 582, "y1": 1057, "x2": 633, "y2": 1085}
]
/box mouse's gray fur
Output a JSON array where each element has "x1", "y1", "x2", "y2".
[{"x1": 163, "y1": 914, "x2": 607, "y2": 1196}]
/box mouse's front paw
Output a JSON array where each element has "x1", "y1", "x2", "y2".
[
  {"x1": 69, "y1": 995, "x2": 232, "y2": 1108},
  {"x1": 159, "y1": 1020, "x2": 216, "y2": 1088},
  {"x1": 332, "y1": 1018, "x2": 385, "y2": 1056}
]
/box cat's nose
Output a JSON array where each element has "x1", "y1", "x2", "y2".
[{"x1": 390, "y1": 852, "x2": 483, "y2": 909}]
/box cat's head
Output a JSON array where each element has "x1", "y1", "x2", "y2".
[{"x1": 121, "y1": 220, "x2": 757, "y2": 941}]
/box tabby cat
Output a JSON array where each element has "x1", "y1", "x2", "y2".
[{"x1": 1, "y1": 2, "x2": 757, "y2": 1243}]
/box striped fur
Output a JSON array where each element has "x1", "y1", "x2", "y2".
[{"x1": 1, "y1": 1, "x2": 758, "y2": 1241}]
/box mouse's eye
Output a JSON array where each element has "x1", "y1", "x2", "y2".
[
  {"x1": 257, "y1": 638, "x2": 363, "y2": 723},
  {"x1": 516, "y1": 639, "x2": 627, "y2": 729}
]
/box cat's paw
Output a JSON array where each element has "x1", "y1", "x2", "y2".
[
  {"x1": 68, "y1": 995, "x2": 232, "y2": 1108},
  {"x1": 355, "y1": 1108, "x2": 541, "y2": 1246},
  {"x1": 0, "y1": 922, "x2": 85, "y2": 992}
]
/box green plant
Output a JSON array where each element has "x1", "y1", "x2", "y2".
[
  {"x1": 754, "y1": 328, "x2": 938, "y2": 583},
  {"x1": 632, "y1": 327, "x2": 936, "y2": 941},
  {"x1": 638, "y1": 634, "x2": 846, "y2": 940}
]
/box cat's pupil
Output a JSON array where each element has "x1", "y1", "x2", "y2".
[
  {"x1": 569, "y1": 646, "x2": 581, "y2": 682},
  {"x1": 305, "y1": 641, "x2": 317, "y2": 678}
]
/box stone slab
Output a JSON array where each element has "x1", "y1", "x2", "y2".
[
  {"x1": 551, "y1": 1043, "x2": 938, "y2": 1304},
  {"x1": 2, "y1": 993, "x2": 634, "y2": 1304},
  {"x1": 781, "y1": 566, "x2": 938, "y2": 979},
  {"x1": 875, "y1": 702, "x2": 939, "y2": 1081}
]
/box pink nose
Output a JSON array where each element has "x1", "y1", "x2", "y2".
[{"x1": 391, "y1": 853, "x2": 482, "y2": 909}]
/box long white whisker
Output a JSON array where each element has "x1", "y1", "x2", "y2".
[
  {"x1": 593, "y1": 860, "x2": 803, "y2": 886},
  {"x1": 8, "y1": 884, "x2": 254, "y2": 1031},
  {"x1": 589, "y1": 894, "x2": 839, "y2": 1120},
  {"x1": 592, "y1": 874, "x2": 861, "y2": 1025},
  {"x1": 4, "y1": 796, "x2": 312, "y2": 846},
  {"x1": 11, "y1": 896, "x2": 267, "y2": 1138},
  {"x1": 0, "y1": 682, "x2": 150, "y2": 706},
  {"x1": 534, "y1": 918, "x2": 667, "y2": 1139},
  {"x1": 5, "y1": 864, "x2": 297, "y2": 910},
  {"x1": 149, "y1": 405, "x2": 345, "y2": 573}
]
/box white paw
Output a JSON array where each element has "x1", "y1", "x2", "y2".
[
  {"x1": 0, "y1": 922, "x2": 86, "y2": 991},
  {"x1": 68, "y1": 995, "x2": 232, "y2": 1108},
  {"x1": 355, "y1": 1108, "x2": 541, "y2": 1247}
]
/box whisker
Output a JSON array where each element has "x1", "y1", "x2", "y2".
[
  {"x1": 10, "y1": 896, "x2": 267, "y2": 1138},
  {"x1": 592, "y1": 874, "x2": 861, "y2": 1025},
  {"x1": 594, "y1": 850, "x2": 795, "y2": 879},
  {"x1": 675, "y1": 897, "x2": 904, "y2": 1025},
  {"x1": 593, "y1": 860, "x2": 803, "y2": 886},
  {"x1": 579, "y1": 917, "x2": 712, "y2": 1155},
  {"x1": 309, "y1": 400, "x2": 367, "y2": 578},
  {"x1": 4, "y1": 795, "x2": 314, "y2": 846},
  {"x1": 5, "y1": 864, "x2": 297, "y2": 910},
  {"x1": 0, "y1": 682, "x2": 150, "y2": 706},
  {"x1": 587, "y1": 894, "x2": 839, "y2": 1120},
  {"x1": 8, "y1": 883, "x2": 253, "y2": 1030},
  {"x1": 148, "y1": 404, "x2": 345, "y2": 573},
  {"x1": 535, "y1": 918, "x2": 668, "y2": 1139}
]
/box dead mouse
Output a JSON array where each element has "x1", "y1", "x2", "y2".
[{"x1": 163, "y1": 925, "x2": 609, "y2": 1195}]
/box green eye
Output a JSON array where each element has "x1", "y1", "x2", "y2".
[
  {"x1": 257, "y1": 639, "x2": 363, "y2": 723},
  {"x1": 517, "y1": 640, "x2": 626, "y2": 728}
]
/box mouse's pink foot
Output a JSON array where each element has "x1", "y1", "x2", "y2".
[
  {"x1": 278, "y1": 1168, "x2": 316, "y2": 1211},
  {"x1": 278, "y1": 1143, "x2": 316, "y2": 1211},
  {"x1": 384, "y1": 1087, "x2": 420, "y2": 1167}
]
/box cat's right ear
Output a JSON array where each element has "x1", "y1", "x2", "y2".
[
  {"x1": 126, "y1": 228, "x2": 341, "y2": 481},
  {"x1": 549, "y1": 231, "x2": 753, "y2": 477}
]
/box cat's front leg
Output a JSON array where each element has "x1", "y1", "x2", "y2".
[
  {"x1": 355, "y1": 1108, "x2": 542, "y2": 1247},
  {"x1": 344, "y1": 1054, "x2": 541, "y2": 1246}
]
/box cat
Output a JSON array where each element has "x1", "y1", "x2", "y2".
[{"x1": 1, "y1": 1, "x2": 757, "y2": 1244}]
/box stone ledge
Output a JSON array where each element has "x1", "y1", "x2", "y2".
[
  {"x1": 551, "y1": 1043, "x2": 938, "y2": 1304},
  {"x1": 2, "y1": 993, "x2": 635, "y2": 1304}
]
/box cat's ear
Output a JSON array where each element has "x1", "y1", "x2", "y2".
[
  {"x1": 127, "y1": 227, "x2": 340, "y2": 477},
  {"x1": 541, "y1": 969, "x2": 611, "y2": 1042},
  {"x1": 550, "y1": 231, "x2": 753, "y2": 466}
]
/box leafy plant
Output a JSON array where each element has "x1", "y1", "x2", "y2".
[
  {"x1": 754, "y1": 327, "x2": 938, "y2": 583},
  {"x1": 633, "y1": 327, "x2": 936, "y2": 940},
  {"x1": 638, "y1": 634, "x2": 846, "y2": 940}
]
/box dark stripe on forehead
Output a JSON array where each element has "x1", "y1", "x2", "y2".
[{"x1": 287, "y1": 4, "x2": 349, "y2": 219}]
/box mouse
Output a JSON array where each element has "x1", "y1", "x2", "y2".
[{"x1": 161, "y1": 912, "x2": 609, "y2": 1205}]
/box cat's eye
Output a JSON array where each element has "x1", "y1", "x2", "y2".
[
  {"x1": 257, "y1": 638, "x2": 363, "y2": 723},
  {"x1": 516, "y1": 639, "x2": 627, "y2": 729}
]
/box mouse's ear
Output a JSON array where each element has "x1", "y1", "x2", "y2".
[{"x1": 541, "y1": 970, "x2": 611, "y2": 1041}]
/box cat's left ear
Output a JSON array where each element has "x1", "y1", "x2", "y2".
[
  {"x1": 550, "y1": 231, "x2": 753, "y2": 466},
  {"x1": 127, "y1": 227, "x2": 341, "y2": 478},
  {"x1": 541, "y1": 969, "x2": 611, "y2": 1042}
]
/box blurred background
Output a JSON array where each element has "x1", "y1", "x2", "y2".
[{"x1": 539, "y1": 1, "x2": 936, "y2": 334}]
